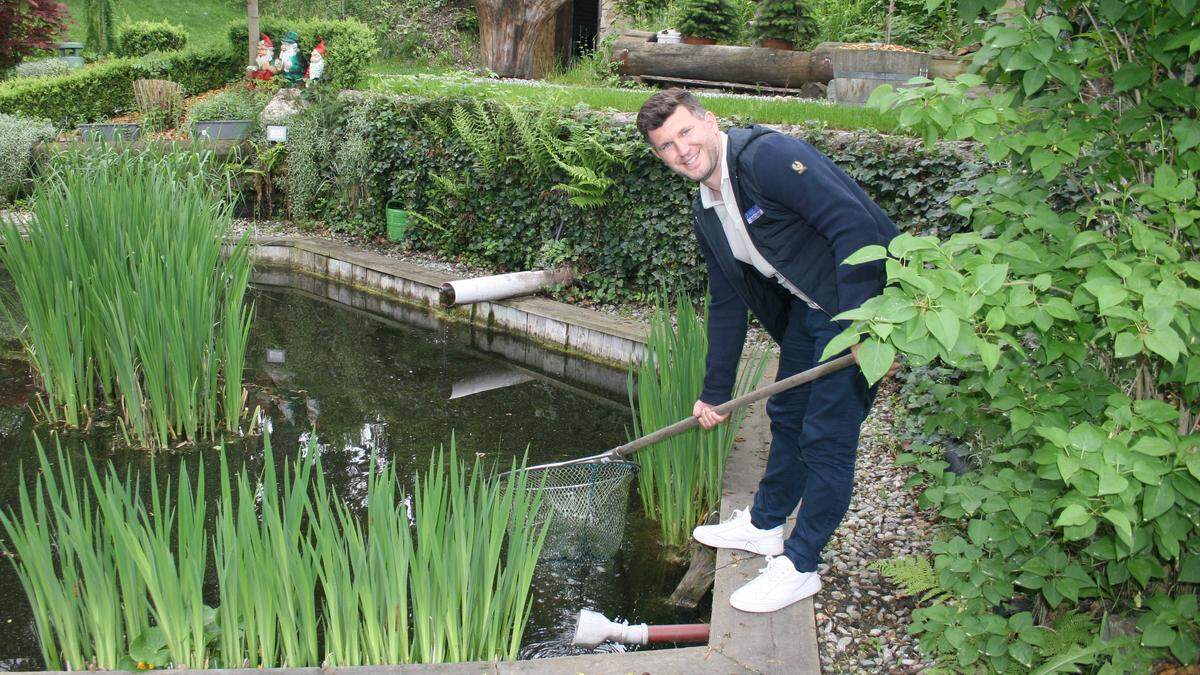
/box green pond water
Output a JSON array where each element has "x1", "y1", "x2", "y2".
[{"x1": 0, "y1": 270, "x2": 704, "y2": 669}]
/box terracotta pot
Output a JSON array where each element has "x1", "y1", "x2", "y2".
[
  {"x1": 760, "y1": 38, "x2": 794, "y2": 50},
  {"x1": 681, "y1": 35, "x2": 717, "y2": 45}
]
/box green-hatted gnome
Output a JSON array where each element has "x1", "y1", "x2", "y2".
[{"x1": 275, "y1": 31, "x2": 307, "y2": 86}]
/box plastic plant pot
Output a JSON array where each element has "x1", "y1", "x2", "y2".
[
  {"x1": 77, "y1": 123, "x2": 141, "y2": 142},
  {"x1": 193, "y1": 120, "x2": 254, "y2": 141},
  {"x1": 386, "y1": 203, "x2": 409, "y2": 242}
]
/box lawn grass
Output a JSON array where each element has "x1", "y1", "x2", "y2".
[
  {"x1": 368, "y1": 72, "x2": 901, "y2": 133},
  {"x1": 60, "y1": 0, "x2": 243, "y2": 50}
]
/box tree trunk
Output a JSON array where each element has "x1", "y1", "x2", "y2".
[
  {"x1": 247, "y1": 0, "x2": 260, "y2": 68},
  {"x1": 476, "y1": 0, "x2": 570, "y2": 78}
]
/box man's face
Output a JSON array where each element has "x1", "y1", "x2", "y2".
[{"x1": 646, "y1": 106, "x2": 721, "y2": 184}]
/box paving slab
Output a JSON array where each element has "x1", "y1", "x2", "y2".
[{"x1": 708, "y1": 357, "x2": 821, "y2": 674}]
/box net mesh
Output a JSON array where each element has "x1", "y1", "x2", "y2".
[{"x1": 514, "y1": 461, "x2": 638, "y2": 561}]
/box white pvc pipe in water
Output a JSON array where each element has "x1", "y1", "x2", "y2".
[{"x1": 439, "y1": 267, "x2": 574, "y2": 306}]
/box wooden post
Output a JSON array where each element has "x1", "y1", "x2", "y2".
[
  {"x1": 247, "y1": 0, "x2": 259, "y2": 68},
  {"x1": 668, "y1": 512, "x2": 718, "y2": 609}
]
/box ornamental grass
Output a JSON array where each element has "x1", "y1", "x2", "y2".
[
  {"x1": 629, "y1": 295, "x2": 766, "y2": 547},
  {"x1": 0, "y1": 145, "x2": 252, "y2": 450},
  {"x1": 0, "y1": 434, "x2": 548, "y2": 670}
]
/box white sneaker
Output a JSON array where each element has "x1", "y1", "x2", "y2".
[
  {"x1": 692, "y1": 507, "x2": 784, "y2": 556},
  {"x1": 729, "y1": 555, "x2": 821, "y2": 613}
]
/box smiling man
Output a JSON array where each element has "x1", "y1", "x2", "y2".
[{"x1": 637, "y1": 88, "x2": 899, "y2": 613}]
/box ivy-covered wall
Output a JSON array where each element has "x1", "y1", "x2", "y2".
[{"x1": 289, "y1": 93, "x2": 986, "y2": 303}]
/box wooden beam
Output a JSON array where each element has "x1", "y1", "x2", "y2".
[{"x1": 613, "y1": 32, "x2": 835, "y2": 87}]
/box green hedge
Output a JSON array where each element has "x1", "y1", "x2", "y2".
[
  {"x1": 227, "y1": 18, "x2": 377, "y2": 89},
  {"x1": 280, "y1": 93, "x2": 983, "y2": 303},
  {"x1": 0, "y1": 46, "x2": 241, "y2": 127},
  {"x1": 116, "y1": 20, "x2": 188, "y2": 57}
]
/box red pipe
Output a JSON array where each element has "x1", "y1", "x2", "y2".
[{"x1": 646, "y1": 623, "x2": 710, "y2": 644}]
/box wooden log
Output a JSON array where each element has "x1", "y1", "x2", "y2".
[
  {"x1": 612, "y1": 32, "x2": 834, "y2": 87},
  {"x1": 668, "y1": 512, "x2": 718, "y2": 609}
]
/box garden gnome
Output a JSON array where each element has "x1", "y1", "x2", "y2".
[
  {"x1": 246, "y1": 33, "x2": 276, "y2": 81},
  {"x1": 305, "y1": 37, "x2": 326, "y2": 86},
  {"x1": 275, "y1": 31, "x2": 307, "y2": 86}
]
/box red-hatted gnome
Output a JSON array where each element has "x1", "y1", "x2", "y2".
[
  {"x1": 305, "y1": 37, "x2": 326, "y2": 87},
  {"x1": 246, "y1": 33, "x2": 277, "y2": 81}
]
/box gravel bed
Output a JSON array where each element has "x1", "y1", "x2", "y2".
[{"x1": 814, "y1": 378, "x2": 938, "y2": 674}]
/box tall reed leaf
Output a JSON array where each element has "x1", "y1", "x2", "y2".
[
  {"x1": 629, "y1": 294, "x2": 767, "y2": 547},
  {"x1": 2, "y1": 432, "x2": 549, "y2": 669},
  {"x1": 0, "y1": 145, "x2": 253, "y2": 450}
]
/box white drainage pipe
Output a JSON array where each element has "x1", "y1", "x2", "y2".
[
  {"x1": 439, "y1": 267, "x2": 574, "y2": 306},
  {"x1": 572, "y1": 609, "x2": 710, "y2": 649}
]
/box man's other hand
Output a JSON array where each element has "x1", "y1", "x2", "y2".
[
  {"x1": 693, "y1": 399, "x2": 730, "y2": 429},
  {"x1": 850, "y1": 342, "x2": 901, "y2": 379}
]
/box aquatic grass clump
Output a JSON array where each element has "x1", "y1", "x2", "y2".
[
  {"x1": 629, "y1": 295, "x2": 767, "y2": 547},
  {"x1": 0, "y1": 435, "x2": 549, "y2": 670},
  {"x1": 0, "y1": 145, "x2": 253, "y2": 449}
]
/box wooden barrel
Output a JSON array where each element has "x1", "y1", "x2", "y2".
[{"x1": 826, "y1": 47, "x2": 930, "y2": 106}]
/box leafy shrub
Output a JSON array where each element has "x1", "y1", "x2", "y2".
[
  {"x1": 676, "y1": 0, "x2": 739, "y2": 42},
  {"x1": 116, "y1": 20, "x2": 188, "y2": 57},
  {"x1": 834, "y1": 0, "x2": 1200, "y2": 670},
  {"x1": 752, "y1": 0, "x2": 818, "y2": 46},
  {"x1": 12, "y1": 57, "x2": 71, "y2": 79},
  {"x1": 0, "y1": 46, "x2": 241, "y2": 127},
  {"x1": 227, "y1": 18, "x2": 377, "y2": 89},
  {"x1": 0, "y1": 112, "x2": 55, "y2": 203},
  {"x1": 276, "y1": 92, "x2": 979, "y2": 304},
  {"x1": 187, "y1": 84, "x2": 273, "y2": 127}
]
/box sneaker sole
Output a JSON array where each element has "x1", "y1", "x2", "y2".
[
  {"x1": 729, "y1": 575, "x2": 822, "y2": 613},
  {"x1": 692, "y1": 528, "x2": 785, "y2": 556}
]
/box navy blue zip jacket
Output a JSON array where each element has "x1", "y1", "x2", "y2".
[{"x1": 694, "y1": 125, "x2": 899, "y2": 405}]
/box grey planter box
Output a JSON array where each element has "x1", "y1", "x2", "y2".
[
  {"x1": 193, "y1": 120, "x2": 253, "y2": 141},
  {"x1": 77, "y1": 123, "x2": 141, "y2": 142}
]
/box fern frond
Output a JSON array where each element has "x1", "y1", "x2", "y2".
[{"x1": 870, "y1": 556, "x2": 946, "y2": 603}]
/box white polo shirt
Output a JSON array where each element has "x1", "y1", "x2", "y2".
[{"x1": 700, "y1": 132, "x2": 822, "y2": 311}]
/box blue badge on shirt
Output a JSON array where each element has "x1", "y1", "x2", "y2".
[{"x1": 744, "y1": 204, "x2": 763, "y2": 224}]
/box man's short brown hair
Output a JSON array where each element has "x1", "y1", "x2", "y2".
[{"x1": 636, "y1": 88, "x2": 707, "y2": 140}]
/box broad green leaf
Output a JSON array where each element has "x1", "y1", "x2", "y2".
[
  {"x1": 1174, "y1": 119, "x2": 1200, "y2": 152},
  {"x1": 1113, "y1": 332, "x2": 1142, "y2": 358},
  {"x1": 1141, "y1": 622, "x2": 1176, "y2": 648},
  {"x1": 1142, "y1": 484, "x2": 1175, "y2": 520},
  {"x1": 819, "y1": 328, "x2": 862, "y2": 362},
  {"x1": 1054, "y1": 504, "x2": 1089, "y2": 527},
  {"x1": 1042, "y1": 297, "x2": 1077, "y2": 320},
  {"x1": 856, "y1": 338, "x2": 896, "y2": 385},
  {"x1": 1102, "y1": 509, "x2": 1133, "y2": 547},
  {"x1": 1112, "y1": 63, "x2": 1151, "y2": 93},
  {"x1": 990, "y1": 27, "x2": 1024, "y2": 48},
  {"x1": 974, "y1": 263, "x2": 1008, "y2": 295},
  {"x1": 978, "y1": 340, "x2": 1000, "y2": 371},
  {"x1": 1057, "y1": 452, "x2": 1081, "y2": 482},
  {"x1": 1132, "y1": 437, "x2": 1173, "y2": 457},
  {"x1": 1145, "y1": 328, "x2": 1183, "y2": 363},
  {"x1": 926, "y1": 309, "x2": 960, "y2": 352},
  {"x1": 985, "y1": 306, "x2": 1007, "y2": 330},
  {"x1": 843, "y1": 245, "x2": 888, "y2": 265},
  {"x1": 1097, "y1": 465, "x2": 1129, "y2": 495},
  {"x1": 1037, "y1": 426, "x2": 1070, "y2": 448}
]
